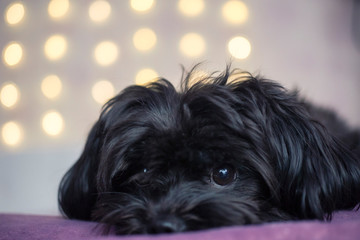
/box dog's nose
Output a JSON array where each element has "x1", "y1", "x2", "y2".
[{"x1": 148, "y1": 216, "x2": 186, "y2": 234}]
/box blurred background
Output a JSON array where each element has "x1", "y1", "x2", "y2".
[{"x1": 0, "y1": 0, "x2": 359, "y2": 216}]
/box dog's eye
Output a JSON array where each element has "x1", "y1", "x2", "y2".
[
  {"x1": 211, "y1": 165, "x2": 236, "y2": 186},
  {"x1": 143, "y1": 168, "x2": 148, "y2": 173}
]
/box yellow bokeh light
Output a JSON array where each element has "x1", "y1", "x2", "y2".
[
  {"x1": 0, "y1": 83, "x2": 20, "y2": 108},
  {"x1": 130, "y1": 0, "x2": 154, "y2": 12},
  {"x1": 222, "y1": 0, "x2": 248, "y2": 24},
  {"x1": 179, "y1": 33, "x2": 206, "y2": 58},
  {"x1": 44, "y1": 35, "x2": 67, "y2": 60},
  {"x1": 228, "y1": 69, "x2": 252, "y2": 82},
  {"x1": 135, "y1": 68, "x2": 158, "y2": 85},
  {"x1": 2, "y1": 42, "x2": 23, "y2": 67},
  {"x1": 1, "y1": 121, "x2": 23, "y2": 146},
  {"x1": 92, "y1": 80, "x2": 115, "y2": 104},
  {"x1": 228, "y1": 36, "x2": 251, "y2": 59},
  {"x1": 133, "y1": 28, "x2": 157, "y2": 52},
  {"x1": 94, "y1": 41, "x2": 119, "y2": 66},
  {"x1": 188, "y1": 70, "x2": 209, "y2": 86},
  {"x1": 48, "y1": 0, "x2": 69, "y2": 19},
  {"x1": 5, "y1": 2, "x2": 25, "y2": 25},
  {"x1": 178, "y1": 0, "x2": 204, "y2": 17},
  {"x1": 42, "y1": 111, "x2": 64, "y2": 136},
  {"x1": 41, "y1": 75, "x2": 62, "y2": 99},
  {"x1": 89, "y1": 0, "x2": 111, "y2": 23}
]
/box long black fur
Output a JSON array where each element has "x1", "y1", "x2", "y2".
[{"x1": 58, "y1": 67, "x2": 360, "y2": 234}]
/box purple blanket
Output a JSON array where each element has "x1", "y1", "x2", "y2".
[{"x1": 1, "y1": 211, "x2": 360, "y2": 240}]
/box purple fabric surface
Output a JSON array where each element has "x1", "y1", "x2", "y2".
[{"x1": 1, "y1": 211, "x2": 360, "y2": 240}]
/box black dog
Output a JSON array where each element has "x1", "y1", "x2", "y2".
[{"x1": 58, "y1": 67, "x2": 360, "y2": 234}]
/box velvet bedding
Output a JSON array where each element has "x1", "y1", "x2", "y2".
[{"x1": 1, "y1": 211, "x2": 359, "y2": 240}]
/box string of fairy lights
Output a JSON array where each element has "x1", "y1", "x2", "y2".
[{"x1": 1, "y1": 0, "x2": 251, "y2": 148}]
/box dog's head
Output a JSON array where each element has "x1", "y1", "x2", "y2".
[{"x1": 59, "y1": 68, "x2": 360, "y2": 234}]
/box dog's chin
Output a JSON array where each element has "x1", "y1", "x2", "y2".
[
  {"x1": 92, "y1": 182, "x2": 277, "y2": 235},
  {"x1": 92, "y1": 177, "x2": 297, "y2": 235}
]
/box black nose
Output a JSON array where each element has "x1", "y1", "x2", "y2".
[{"x1": 148, "y1": 216, "x2": 186, "y2": 234}]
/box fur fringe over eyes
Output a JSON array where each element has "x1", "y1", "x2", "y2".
[{"x1": 58, "y1": 66, "x2": 360, "y2": 234}]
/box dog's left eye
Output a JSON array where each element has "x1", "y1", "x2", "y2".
[{"x1": 211, "y1": 164, "x2": 237, "y2": 186}]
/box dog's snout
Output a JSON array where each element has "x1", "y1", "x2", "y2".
[{"x1": 148, "y1": 216, "x2": 186, "y2": 234}]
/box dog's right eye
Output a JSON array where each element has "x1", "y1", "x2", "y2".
[
  {"x1": 211, "y1": 164, "x2": 237, "y2": 186},
  {"x1": 130, "y1": 167, "x2": 150, "y2": 187}
]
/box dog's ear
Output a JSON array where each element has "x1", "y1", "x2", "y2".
[
  {"x1": 58, "y1": 121, "x2": 102, "y2": 220},
  {"x1": 58, "y1": 81, "x2": 175, "y2": 220},
  {"x1": 260, "y1": 80, "x2": 360, "y2": 219},
  {"x1": 233, "y1": 78, "x2": 360, "y2": 220}
]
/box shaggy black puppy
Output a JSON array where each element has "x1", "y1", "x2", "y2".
[{"x1": 58, "y1": 67, "x2": 360, "y2": 234}]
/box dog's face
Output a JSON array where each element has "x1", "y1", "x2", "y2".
[{"x1": 59, "y1": 69, "x2": 360, "y2": 234}]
